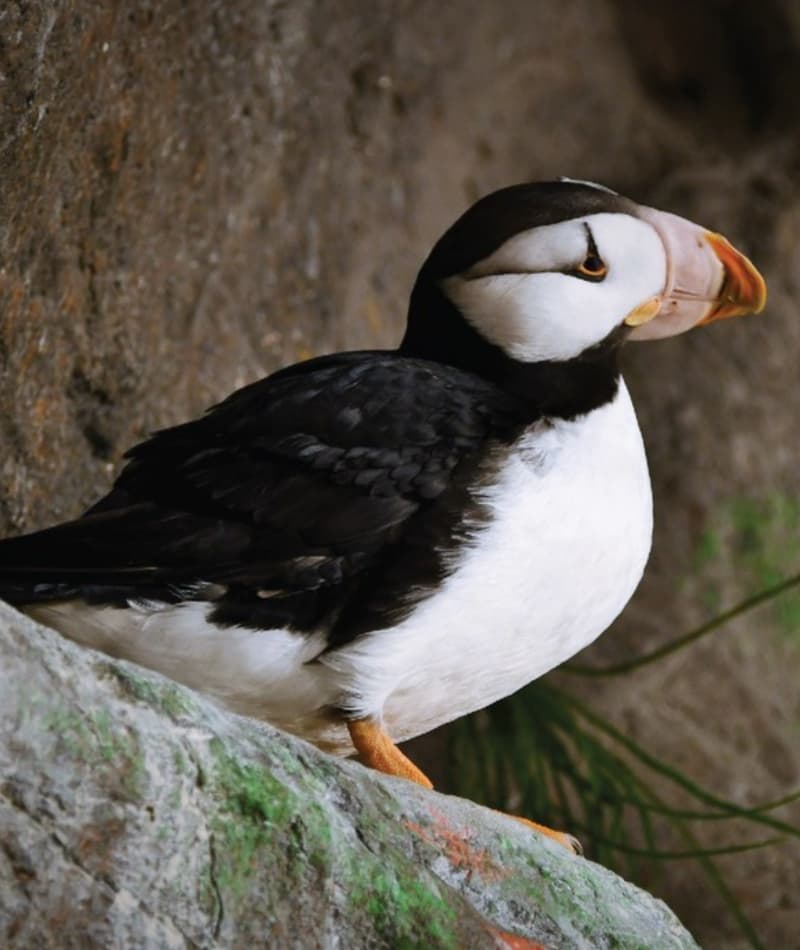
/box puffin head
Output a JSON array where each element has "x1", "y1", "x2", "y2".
[{"x1": 401, "y1": 180, "x2": 766, "y2": 409}]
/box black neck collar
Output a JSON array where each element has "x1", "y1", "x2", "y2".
[{"x1": 400, "y1": 278, "x2": 624, "y2": 420}]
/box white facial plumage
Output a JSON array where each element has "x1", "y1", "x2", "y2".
[{"x1": 442, "y1": 212, "x2": 667, "y2": 362}]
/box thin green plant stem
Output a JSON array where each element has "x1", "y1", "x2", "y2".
[
  {"x1": 469, "y1": 716, "x2": 494, "y2": 802},
  {"x1": 608, "y1": 788, "x2": 800, "y2": 822},
  {"x1": 565, "y1": 826, "x2": 781, "y2": 860},
  {"x1": 531, "y1": 735, "x2": 552, "y2": 807}
]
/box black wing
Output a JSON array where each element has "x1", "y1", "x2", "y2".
[{"x1": 0, "y1": 352, "x2": 528, "y2": 639}]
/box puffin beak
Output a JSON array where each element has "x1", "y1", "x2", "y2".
[{"x1": 625, "y1": 207, "x2": 767, "y2": 340}]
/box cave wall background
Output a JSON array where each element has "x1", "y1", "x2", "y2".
[{"x1": 1, "y1": 2, "x2": 798, "y2": 946}]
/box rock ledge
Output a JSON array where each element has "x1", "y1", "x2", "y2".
[{"x1": 0, "y1": 602, "x2": 698, "y2": 949}]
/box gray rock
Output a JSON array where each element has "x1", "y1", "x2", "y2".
[{"x1": 0, "y1": 602, "x2": 699, "y2": 949}]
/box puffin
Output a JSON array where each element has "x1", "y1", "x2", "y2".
[{"x1": 0, "y1": 180, "x2": 766, "y2": 851}]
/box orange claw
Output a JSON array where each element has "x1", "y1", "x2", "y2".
[{"x1": 506, "y1": 814, "x2": 583, "y2": 855}]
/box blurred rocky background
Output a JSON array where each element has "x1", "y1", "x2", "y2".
[{"x1": 1, "y1": 1, "x2": 798, "y2": 947}]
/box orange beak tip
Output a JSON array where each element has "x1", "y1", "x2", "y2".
[{"x1": 703, "y1": 231, "x2": 767, "y2": 323}]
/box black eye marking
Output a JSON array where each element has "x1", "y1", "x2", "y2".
[
  {"x1": 572, "y1": 223, "x2": 608, "y2": 281},
  {"x1": 458, "y1": 222, "x2": 608, "y2": 282}
]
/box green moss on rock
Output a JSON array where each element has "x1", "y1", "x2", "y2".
[
  {"x1": 107, "y1": 663, "x2": 196, "y2": 718},
  {"x1": 347, "y1": 862, "x2": 459, "y2": 949}
]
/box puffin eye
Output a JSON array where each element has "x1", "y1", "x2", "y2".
[
  {"x1": 575, "y1": 254, "x2": 608, "y2": 281},
  {"x1": 572, "y1": 223, "x2": 607, "y2": 281}
]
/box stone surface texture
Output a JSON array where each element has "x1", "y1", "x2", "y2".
[
  {"x1": 0, "y1": 603, "x2": 700, "y2": 949},
  {"x1": 1, "y1": 1, "x2": 799, "y2": 947}
]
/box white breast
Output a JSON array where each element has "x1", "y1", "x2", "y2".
[{"x1": 325, "y1": 380, "x2": 652, "y2": 742}]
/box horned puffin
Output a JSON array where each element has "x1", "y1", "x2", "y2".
[{"x1": 0, "y1": 180, "x2": 766, "y2": 851}]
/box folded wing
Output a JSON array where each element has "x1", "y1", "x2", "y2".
[{"x1": 0, "y1": 352, "x2": 527, "y2": 639}]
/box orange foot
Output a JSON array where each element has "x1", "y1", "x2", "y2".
[
  {"x1": 506, "y1": 815, "x2": 583, "y2": 855},
  {"x1": 346, "y1": 718, "x2": 581, "y2": 854}
]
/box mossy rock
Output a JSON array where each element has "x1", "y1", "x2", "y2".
[{"x1": 0, "y1": 603, "x2": 698, "y2": 948}]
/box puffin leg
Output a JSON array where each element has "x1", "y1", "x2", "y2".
[
  {"x1": 347, "y1": 719, "x2": 433, "y2": 789},
  {"x1": 347, "y1": 719, "x2": 580, "y2": 853}
]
